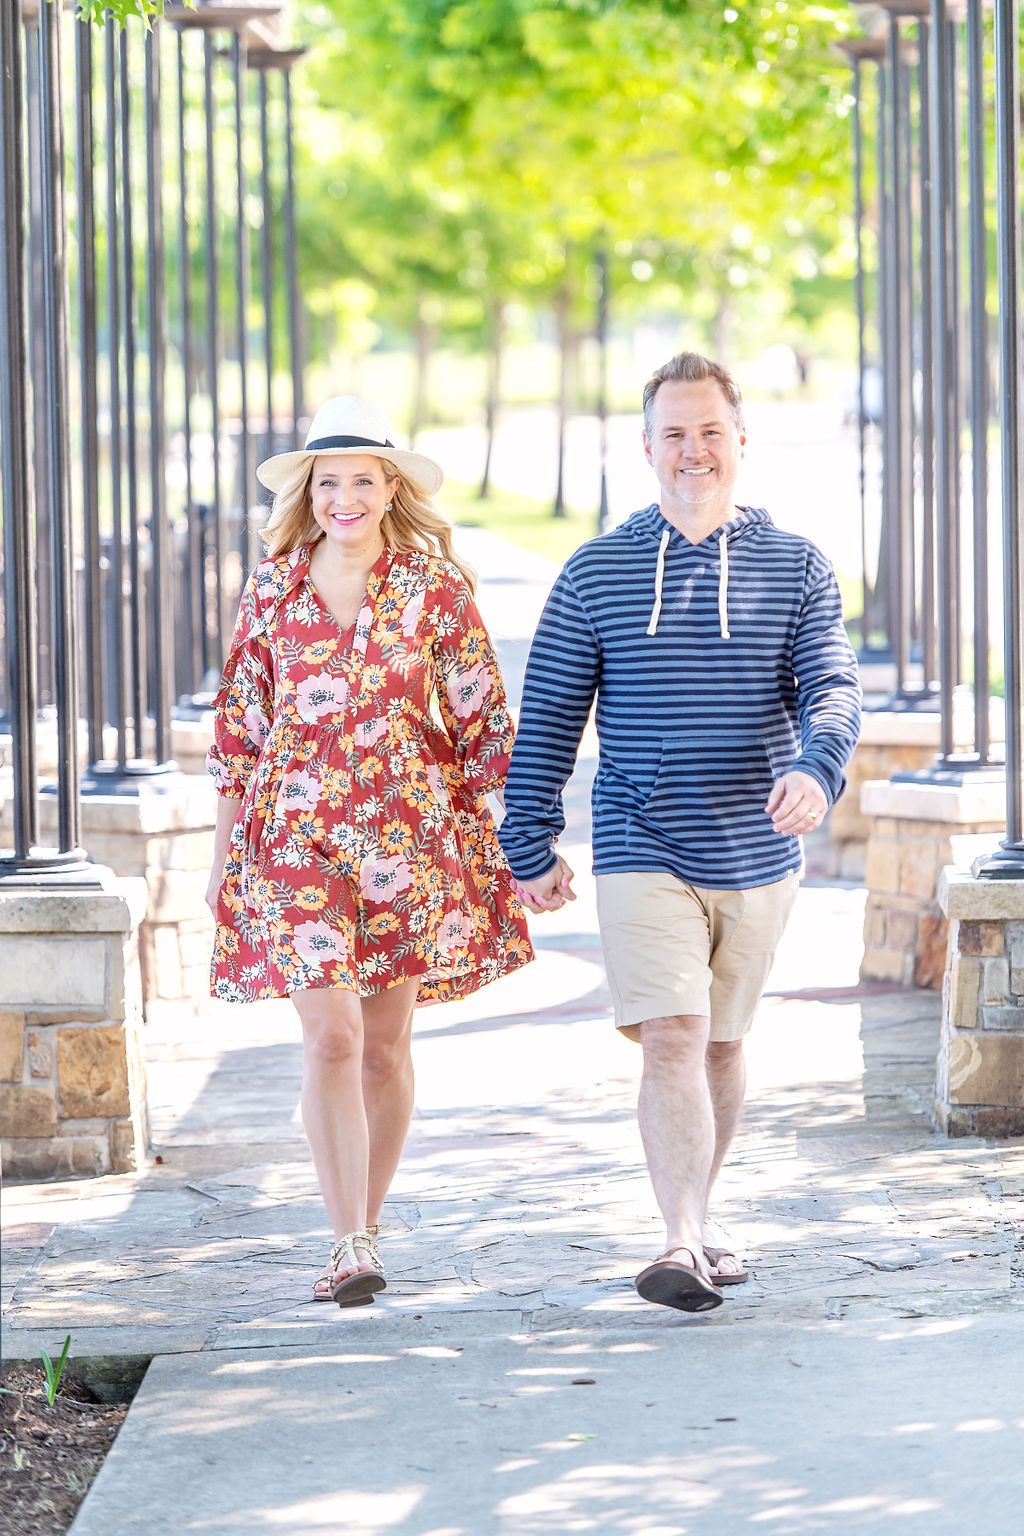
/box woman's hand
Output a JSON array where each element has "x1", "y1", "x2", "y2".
[
  {"x1": 205, "y1": 870, "x2": 221, "y2": 917},
  {"x1": 513, "y1": 854, "x2": 576, "y2": 915}
]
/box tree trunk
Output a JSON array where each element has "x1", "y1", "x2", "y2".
[
  {"x1": 409, "y1": 315, "x2": 435, "y2": 446},
  {"x1": 553, "y1": 281, "x2": 573, "y2": 519},
  {"x1": 712, "y1": 291, "x2": 734, "y2": 365},
  {"x1": 478, "y1": 297, "x2": 505, "y2": 500}
]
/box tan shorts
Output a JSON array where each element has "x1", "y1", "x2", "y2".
[{"x1": 596, "y1": 870, "x2": 800, "y2": 1043}]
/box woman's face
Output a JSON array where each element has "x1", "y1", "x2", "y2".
[{"x1": 309, "y1": 454, "x2": 400, "y2": 553}]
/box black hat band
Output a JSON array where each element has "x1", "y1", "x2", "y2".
[{"x1": 304, "y1": 434, "x2": 396, "y2": 452}]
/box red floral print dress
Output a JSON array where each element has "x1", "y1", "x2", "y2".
[{"x1": 207, "y1": 543, "x2": 534, "y2": 1004}]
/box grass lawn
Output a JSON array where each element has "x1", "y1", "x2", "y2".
[{"x1": 441, "y1": 478, "x2": 599, "y2": 568}]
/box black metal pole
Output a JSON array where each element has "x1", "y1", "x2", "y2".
[
  {"x1": 120, "y1": 27, "x2": 145, "y2": 761},
  {"x1": 596, "y1": 245, "x2": 609, "y2": 535},
  {"x1": 203, "y1": 31, "x2": 224, "y2": 655},
  {"x1": 232, "y1": 31, "x2": 251, "y2": 576},
  {"x1": 283, "y1": 68, "x2": 303, "y2": 446},
  {"x1": 851, "y1": 55, "x2": 872, "y2": 649},
  {"x1": 105, "y1": 12, "x2": 128, "y2": 772},
  {"x1": 258, "y1": 66, "x2": 273, "y2": 481},
  {"x1": 878, "y1": 57, "x2": 897, "y2": 660},
  {"x1": 176, "y1": 27, "x2": 202, "y2": 689},
  {"x1": 145, "y1": 24, "x2": 172, "y2": 767},
  {"x1": 26, "y1": 26, "x2": 53, "y2": 713},
  {"x1": 38, "y1": 0, "x2": 82, "y2": 855},
  {"x1": 900, "y1": 40, "x2": 919, "y2": 672},
  {"x1": 918, "y1": 17, "x2": 937, "y2": 690},
  {"x1": 977, "y1": 0, "x2": 1024, "y2": 875},
  {"x1": 948, "y1": 16, "x2": 964, "y2": 688},
  {"x1": 966, "y1": 0, "x2": 990, "y2": 761},
  {"x1": 75, "y1": 16, "x2": 103, "y2": 770},
  {"x1": 0, "y1": 0, "x2": 38, "y2": 868},
  {"x1": 930, "y1": 0, "x2": 957, "y2": 762},
  {"x1": 888, "y1": 17, "x2": 912, "y2": 695}
]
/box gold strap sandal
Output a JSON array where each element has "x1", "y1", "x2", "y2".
[{"x1": 313, "y1": 1228, "x2": 386, "y2": 1308}]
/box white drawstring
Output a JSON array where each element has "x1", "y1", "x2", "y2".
[
  {"x1": 646, "y1": 528, "x2": 670, "y2": 636},
  {"x1": 647, "y1": 526, "x2": 731, "y2": 637}
]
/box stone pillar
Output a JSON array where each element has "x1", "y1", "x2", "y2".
[
  {"x1": 936, "y1": 869, "x2": 1024, "y2": 1136},
  {"x1": 0, "y1": 871, "x2": 149, "y2": 1178},
  {"x1": 860, "y1": 778, "x2": 1006, "y2": 987},
  {"x1": 828, "y1": 713, "x2": 944, "y2": 879},
  {"x1": 828, "y1": 702, "x2": 1004, "y2": 880},
  {"x1": 1, "y1": 774, "x2": 217, "y2": 1009}
]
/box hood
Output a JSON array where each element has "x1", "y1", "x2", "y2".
[
  {"x1": 625, "y1": 504, "x2": 772, "y2": 638},
  {"x1": 627, "y1": 502, "x2": 772, "y2": 547}
]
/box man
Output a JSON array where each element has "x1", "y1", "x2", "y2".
[{"x1": 497, "y1": 351, "x2": 861, "y2": 1312}]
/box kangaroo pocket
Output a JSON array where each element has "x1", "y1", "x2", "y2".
[{"x1": 628, "y1": 731, "x2": 778, "y2": 849}]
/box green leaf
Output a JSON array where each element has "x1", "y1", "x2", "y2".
[
  {"x1": 73, "y1": 0, "x2": 190, "y2": 26},
  {"x1": 40, "y1": 1334, "x2": 72, "y2": 1407}
]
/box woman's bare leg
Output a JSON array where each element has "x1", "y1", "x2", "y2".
[
  {"x1": 292, "y1": 986, "x2": 371, "y2": 1282},
  {"x1": 361, "y1": 977, "x2": 419, "y2": 1225},
  {"x1": 293, "y1": 977, "x2": 419, "y2": 1284}
]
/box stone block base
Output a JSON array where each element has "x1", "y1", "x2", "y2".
[
  {"x1": 828, "y1": 701, "x2": 1005, "y2": 880},
  {"x1": 936, "y1": 1105, "x2": 1024, "y2": 1137},
  {"x1": 0, "y1": 870, "x2": 149, "y2": 1179},
  {"x1": 936, "y1": 870, "x2": 1024, "y2": 1139},
  {"x1": 2, "y1": 773, "x2": 217, "y2": 1008},
  {"x1": 140, "y1": 916, "x2": 214, "y2": 1007},
  {"x1": 859, "y1": 778, "x2": 1006, "y2": 990},
  {"x1": 170, "y1": 714, "x2": 215, "y2": 777}
]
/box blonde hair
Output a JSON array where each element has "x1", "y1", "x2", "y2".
[{"x1": 260, "y1": 455, "x2": 476, "y2": 593}]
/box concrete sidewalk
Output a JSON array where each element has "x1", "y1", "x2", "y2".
[{"x1": 4, "y1": 530, "x2": 1024, "y2": 1532}]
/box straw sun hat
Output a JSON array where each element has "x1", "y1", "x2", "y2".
[{"x1": 255, "y1": 395, "x2": 444, "y2": 497}]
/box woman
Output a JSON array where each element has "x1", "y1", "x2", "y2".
[{"x1": 204, "y1": 395, "x2": 533, "y2": 1307}]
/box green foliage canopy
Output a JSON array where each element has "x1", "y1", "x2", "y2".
[{"x1": 293, "y1": 0, "x2": 860, "y2": 349}]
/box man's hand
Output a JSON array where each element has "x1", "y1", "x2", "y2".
[
  {"x1": 514, "y1": 854, "x2": 577, "y2": 915},
  {"x1": 765, "y1": 770, "x2": 828, "y2": 835}
]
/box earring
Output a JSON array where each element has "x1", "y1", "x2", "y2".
[{"x1": 385, "y1": 502, "x2": 393, "y2": 511}]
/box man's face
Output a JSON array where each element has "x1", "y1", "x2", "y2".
[{"x1": 643, "y1": 378, "x2": 745, "y2": 510}]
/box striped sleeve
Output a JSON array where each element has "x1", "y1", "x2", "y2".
[
  {"x1": 498, "y1": 567, "x2": 601, "y2": 881},
  {"x1": 790, "y1": 564, "x2": 862, "y2": 803}
]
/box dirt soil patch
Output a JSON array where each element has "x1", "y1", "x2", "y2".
[{"x1": 0, "y1": 1363, "x2": 127, "y2": 1536}]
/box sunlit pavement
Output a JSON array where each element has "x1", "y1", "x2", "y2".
[{"x1": 5, "y1": 530, "x2": 1024, "y2": 1534}]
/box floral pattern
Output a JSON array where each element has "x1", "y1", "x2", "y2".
[{"x1": 207, "y1": 543, "x2": 533, "y2": 1004}]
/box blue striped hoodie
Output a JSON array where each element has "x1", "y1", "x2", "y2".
[{"x1": 498, "y1": 503, "x2": 862, "y2": 889}]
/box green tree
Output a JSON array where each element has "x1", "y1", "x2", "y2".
[
  {"x1": 76, "y1": 0, "x2": 184, "y2": 22},
  {"x1": 294, "y1": 1, "x2": 860, "y2": 502}
]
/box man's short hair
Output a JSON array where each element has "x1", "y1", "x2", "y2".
[{"x1": 643, "y1": 351, "x2": 745, "y2": 437}]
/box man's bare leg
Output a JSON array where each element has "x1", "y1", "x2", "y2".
[
  {"x1": 637, "y1": 1014, "x2": 716, "y2": 1276},
  {"x1": 703, "y1": 1038, "x2": 747, "y2": 1278}
]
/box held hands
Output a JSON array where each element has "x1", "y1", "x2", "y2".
[
  {"x1": 513, "y1": 854, "x2": 577, "y2": 915},
  {"x1": 765, "y1": 769, "x2": 828, "y2": 836}
]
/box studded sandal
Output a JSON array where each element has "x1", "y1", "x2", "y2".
[{"x1": 313, "y1": 1225, "x2": 386, "y2": 1307}]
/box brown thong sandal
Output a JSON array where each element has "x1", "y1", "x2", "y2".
[
  {"x1": 328, "y1": 1228, "x2": 387, "y2": 1308},
  {"x1": 703, "y1": 1244, "x2": 750, "y2": 1286},
  {"x1": 635, "y1": 1245, "x2": 724, "y2": 1313}
]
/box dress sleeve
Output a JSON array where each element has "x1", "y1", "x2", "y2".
[
  {"x1": 206, "y1": 570, "x2": 276, "y2": 799},
  {"x1": 430, "y1": 562, "x2": 515, "y2": 794}
]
